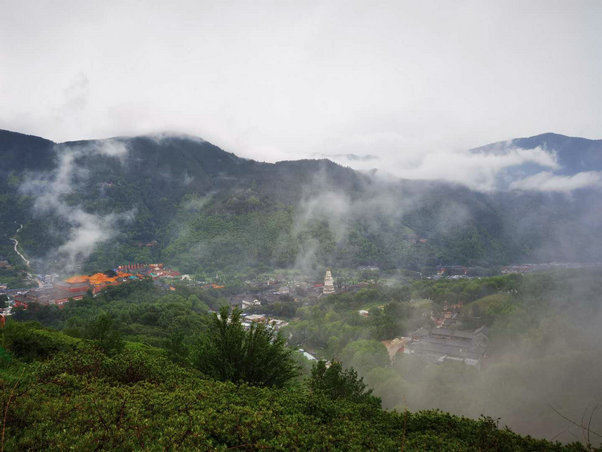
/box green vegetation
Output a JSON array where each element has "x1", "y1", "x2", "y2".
[
  {"x1": 5, "y1": 270, "x2": 601, "y2": 447},
  {"x1": 2, "y1": 129, "x2": 602, "y2": 279},
  {"x1": 284, "y1": 270, "x2": 602, "y2": 446},
  {"x1": 2, "y1": 130, "x2": 602, "y2": 447},
  {"x1": 193, "y1": 306, "x2": 298, "y2": 387},
  {"x1": 11, "y1": 279, "x2": 215, "y2": 348},
  {"x1": 310, "y1": 360, "x2": 380, "y2": 407},
  {"x1": 0, "y1": 321, "x2": 589, "y2": 450}
]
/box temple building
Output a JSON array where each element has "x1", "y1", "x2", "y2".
[
  {"x1": 405, "y1": 326, "x2": 488, "y2": 367},
  {"x1": 323, "y1": 269, "x2": 335, "y2": 295}
]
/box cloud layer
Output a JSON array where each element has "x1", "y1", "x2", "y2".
[
  {"x1": 1, "y1": 0, "x2": 600, "y2": 173},
  {"x1": 510, "y1": 171, "x2": 602, "y2": 192}
]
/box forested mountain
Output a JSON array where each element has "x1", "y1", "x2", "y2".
[
  {"x1": 471, "y1": 133, "x2": 602, "y2": 190},
  {"x1": 1, "y1": 129, "x2": 601, "y2": 277},
  {"x1": 472, "y1": 133, "x2": 602, "y2": 174}
]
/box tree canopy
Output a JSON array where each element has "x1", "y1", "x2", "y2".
[{"x1": 193, "y1": 306, "x2": 298, "y2": 387}]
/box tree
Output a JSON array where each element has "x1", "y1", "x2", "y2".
[
  {"x1": 165, "y1": 329, "x2": 190, "y2": 365},
  {"x1": 371, "y1": 302, "x2": 407, "y2": 340},
  {"x1": 309, "y1": 360, "x2": 380, "y2": 408},
  {"x1": 85, "y1": 313, "x2": 124, "y2": 355},
  {"x1": 1, "y1": 321, "x2": 77, "y2": 361},
  {"x1": 193, "y1": 306, "x2": 298, "y2": 387},
  {"x1": 340, "y1": 339, "x2": 390, "y2": 374},
  {"x1": 0, "y1": 294, "x2": 8, "y2": 309}
]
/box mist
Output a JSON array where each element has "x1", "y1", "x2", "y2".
[
  {"x1": 18, "y1": 139, "x2": 134, "y2": 273},
  {"x1": 364, "y1": 273, "x2": 602, "y2": 445},
  {"x1": 4, "y1": 128, "x2": 602, "y2": 447},
  {"x1": 278, "y1": 162, "x2": 602, "y2": 446}
]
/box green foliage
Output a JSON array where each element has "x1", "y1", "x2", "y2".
[
  {"x1": 36, "y1": 342, "x2": 194, "y2": 386},
  {"x1": 193, "y1": 306, "x2": 299, "y2": 387},
  {"x1": 14, "y1": 281, "x2": 213, "y2": 347},
  {"x1": 371, "y1": 302, "x2": 408, "y2": 340},
  {"x1": 409, "y1": 274, "x2": 518, "y2": 305},
  {"x1": 466, "y1": 293, "x2": 515, "y2": 325},
  {"x1": 340, "y1": 339, "x2": 390, "y2": 374},
  {"x1": 1, "y1": 320, "x2": 78, "y2": 362},
  {"x1": 0, "y1": 317, "x2": 591, "y2": 450},
  {"x1": 309, "y1": 360, "x2": 380, "y2": 408},
  {"x1": 84, "y1": 313, "x2": 125, "y2": 355},
  {"x1": 164, "y1": 329, "x2": 190, "y2": 365},
  {"x1": 0, "y1": 349, "x2": 584, "y2": 451}
]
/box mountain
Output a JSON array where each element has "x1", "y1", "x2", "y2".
[
  {"x1": 471, "y1": 133, "x2": 602, "y2": 190},
  {"x1": 473, "y1": 133, "x2": 602, "y2": 174},
  {"x1": 1, "y1": 129, "x2": 601, "y2": 278}
]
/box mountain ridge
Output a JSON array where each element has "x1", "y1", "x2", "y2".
[
  {"x1": 471, "y1": 132, "x2": 602, "y2": 179},
  {"x1": 1, "y1": 129, "x2": 602, "y2": 277}
]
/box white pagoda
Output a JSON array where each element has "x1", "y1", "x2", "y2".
[{"x1": 323, "y1": 269, "x2": 335, "y2": 295}]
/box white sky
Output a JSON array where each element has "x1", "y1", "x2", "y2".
[{"x1": 1, "y1": 0, "x2": 601, "y2": 184}]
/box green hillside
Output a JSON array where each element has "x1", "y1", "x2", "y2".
[
  {"x1": 0, "y1": 315, "x2": 590, "y2": 451},
  {"x1": 6, "y1": 271, "x2": 601, "y2": 449},
  {"x1": 1, "y1": 129, "x2": 601, "y2": 281}
]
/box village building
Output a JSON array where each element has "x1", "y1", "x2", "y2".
[
  {"x1": 381, "y1": 337, "x2": 409, "y2": 361},
  {"x1": 242, "y1": 299, "x2": 262, "y2": 310},
  {"x1": 269, "y1": 318, "x2": 289, "y2": 328},
  {"x1": 276, "y1": 286, "x2": 290, "y2": 295},
  {"x1": 298, "y1": 349, "x2": 318, "y2": 361},
  {"x1": 405, "y1": 326, "x2": 488, "y2": 367},
  {"x1": 245, "y1": 314, "x2": 267, "y2": 323},
  {"x1": 431, "y1": 301, "x2": 463, "y2": 328},
  {"x1": 241, "y1": 313, "x2": 289, "y2": 330},
  {"x1": 10, "y1": 265, "x2": 159, "y2": 309},
  {"x1": 14, "y1": 277, "x2": 91, "y2": 307},
  {"x1": 14, "y1": 288, "x2": 54, "y2": 307}
]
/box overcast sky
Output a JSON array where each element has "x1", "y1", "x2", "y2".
[{"x1": 1, "y1": 0, "x2": 601, "y2": 186}]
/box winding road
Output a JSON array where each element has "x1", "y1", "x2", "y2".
[
  {"x1": 10, "y1": 223, "x2": 42, "y2": 287},
  {"x1": 11, "y1": 224, "x2": 44, "y2": 287},
  {"x1": 10, "y1": 224, "x2": 30, "y2": 267}
]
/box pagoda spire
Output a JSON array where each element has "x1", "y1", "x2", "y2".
[{"x1": 323, "y1": 268, "x2": 335, "y2": 295}]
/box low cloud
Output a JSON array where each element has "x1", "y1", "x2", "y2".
[
  {"x1": 55, "y1": 209, "x2": 134, "y2": 269},
  {"x1": 509, "y1": 171, "x2": 602, "y2": 192},
  {"x1": 19, "y1": 140, "x2": 133, "y2": 272},
  {"x1": 320, "y1": 138, "x2": 561, "y2": 192},
  {"x1": 60, "y1": 73, "x2": 90, "y2": 115},
  {"x1": 146, "y1": 132, "x2": 207, "y2": 145},
  {"x1": 93, "y1": 139, "x2": 129, "y2": 159},
  {"x1": 294, "y1": 190, "x2": 352, "y2": 243},
  {"x1": 315, "y1": 153, "x2": 379, "y2": 163},
  {"x1": 370, "y1": 146, "x2": 559, "y2": 191}
]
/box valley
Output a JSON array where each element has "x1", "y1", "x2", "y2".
[{"x1": 1, "y1": 129, "x2": 601, "y2": 449}]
